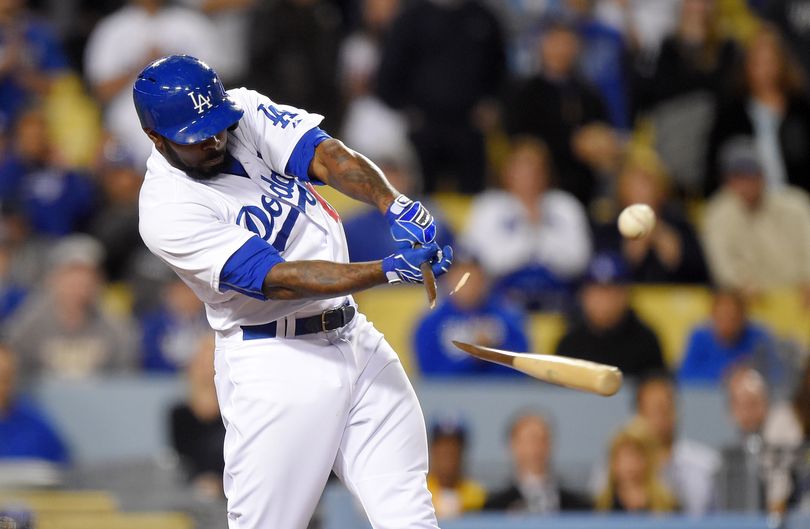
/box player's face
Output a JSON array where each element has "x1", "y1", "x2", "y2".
[{"x1": 156, "y1": 129, "x2": 229, "y2": 180}]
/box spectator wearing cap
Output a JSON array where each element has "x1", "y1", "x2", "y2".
[
  {"x1": 462, "y1": 137, "x2": 592, "y2": 310},
  {"x1": 554, "y1": 252, "x2": 666, "y2": 378},
  {"x1": 0, "y1": 342, "x2": 69, "y2": 486},
  {"x1": 679, "y1": 290, "x2": 783, "y2": 386},
  {"x1": 4, "y1": 235, "x2": 137, "y2": 384},
  {"x1": 427, "y1": 418, "x2": 486, "y2": 519},
  {"x1": 413, "y1": 256, "x2": 529, "y2": 377},
  {"x1": 484, "y1": 412, "x2": 591, "y2": 513},
  {"x1": 703, "y1": 136, "x2": 810, "y2": 303}
]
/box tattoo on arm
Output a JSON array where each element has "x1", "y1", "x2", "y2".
[
  {"x1": 312, "y1": 139, "x2": 398, "y2": 212},
  {"x1": 263, "y1": 260, "x2": 387, "y2": 300}
]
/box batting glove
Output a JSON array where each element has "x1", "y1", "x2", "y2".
[
  {"x1": 385, "y1": 195, "x2": 437, "y2": 248},
  {"x1": 382, "y1": 243, "x2": 454, "y2": 284}
]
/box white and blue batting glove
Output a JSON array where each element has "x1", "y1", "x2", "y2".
[
  {"x1": 385, "y1": 195, "x2": 437, "y2": 248},
  {"x1": 382, "y1": 243, "x2": 454, "y2": 284}
]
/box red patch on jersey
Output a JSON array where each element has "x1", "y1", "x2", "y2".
[{"x1": 305, "y1": 182, "x2": 341, "y2": 222}]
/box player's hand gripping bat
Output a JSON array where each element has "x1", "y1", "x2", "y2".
[{"x1": 452, "y1": 341, "x2": 623, "y2": 396}]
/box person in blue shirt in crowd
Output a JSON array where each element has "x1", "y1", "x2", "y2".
[
  {"x1": 344, "y1": 155, "x2": 454, "y2": 262},
  {"x1": 0, "y1": 0, "x2": 69, "y2": 128},
  {"x1": 414, "y1": 254, "x2": 530, "y2": 376},
  {"x1": 0, "y1": 107, "x2": 96, "y2": 237},
  {"x1": 0, "y1": 343, "x2": 68, "y2": 464},
  {"x1": 141, "y1": 275, "x2": 210, "y2": 372},
  {"x1": 679, "y1": 289, "x2": 784, "y2": 386}
]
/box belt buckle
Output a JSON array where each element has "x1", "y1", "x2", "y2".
[{"x1": 321, "y1": 310, "x2": 329, "y2": 332}]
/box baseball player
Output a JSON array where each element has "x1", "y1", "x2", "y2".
[{"x1": 134, "y1": 55, "x2": 453, "y2": 529}]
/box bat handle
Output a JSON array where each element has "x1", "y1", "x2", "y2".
[{"x1": 415, "y1": 243, "x2": 437, "y2": 309}]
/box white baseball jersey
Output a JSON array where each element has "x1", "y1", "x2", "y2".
[
  {"x1": 139, "y1": 87, "x2": 351, "y2": 334},
  {"x1": 138, "y1": 87, "x2": 439, "y2": 529}
]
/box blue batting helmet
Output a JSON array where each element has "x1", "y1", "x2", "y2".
[{"x1": 133, "y1": 55, "x2": 244, "y2": 144}]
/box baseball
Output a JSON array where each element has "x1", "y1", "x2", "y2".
[{"x1": 618, "y1": 204, "x2": 656, "y2": 239}]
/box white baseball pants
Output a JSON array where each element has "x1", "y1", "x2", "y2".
[{"x1": 213, "y1": 311, "x2": 439, "y2": 529}]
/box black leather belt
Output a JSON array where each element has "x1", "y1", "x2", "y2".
[{"x1": 241, "y1": 304, "x2": 356, "y2": 340}]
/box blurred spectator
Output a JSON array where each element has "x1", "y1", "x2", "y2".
[
  {"x1": 595, "y1": 423, "x2": 677, "y2": 512},
  {"x1": 84, "y1": 0, "x2": 225, "y2": 167},
  {"x1": 481, "y1": 0, "x2": 562, "y2": 76},
  {"x1": 727, "y1": 366, "x2": 769, "y2": 438},
  {"x1": 717, "y1": 366, "x2": 768, "y2": 511},
  {"x1": 505, "y1": 20, "x2": 614, "y2": 205},
  {"x1": 0, "y1": 203, "x2": 47, "y2": 288},
  {"x1": 484, "y1": 412, "x2": 591, "y2": 512},
  {"x1": 338, "y1": 0, "x2": 412, "y2": 161},
  {"x1": 593, "y1": 146, "x2": 708, "y2": 283},
  {"x1": 555, "y1": 253, "x2": 666, "y2": 378},
  {"x1": 170, "y1": 333, "x2": 225, "y2": 499},
  {"x1": 706, "y1": 25, "x2": 810, "y2": 196},
  {"x1": 413, "y1": 257, "x2": 529, "y2": 377},
  {"x1": 5, "y1": 235, "x2": 137, "y2": 383},
  {"x1": 0, "y1": 0, "x2": 68, "y2": 128},
  {"x1": 376, "y1": 0, "x2": 506, "y2": 194},
  {"x1": 175, "y1": 0, "x2": 256, "y2": 84},
  {"x1": 0, "y1": 343, "x2": 68, "y2": 464},
  {"x1": 141, "y1": 276, "x2": 208, "y2": 373},
  {"x1": 87, "y1": 140, "x2": 146, "y2": 282},
  {"x1": 644, "y1": 0, "x2": 741, "y2": 195},
  {"x1": 679, "y1": 290, "x2": 784, "y2": 385},
  {"x1": 703, "y1": 136, "x2": 810, "y2": 302},
  {"x1": 564, "y1": 0, "x2": 631, "y2": 130},
  {"x1": 0, "y1": 107, "x2": 96, "y2": 237},
  {"x1": 462, "y1": 137, "x2": 592, "y2": 310},
  {"x1": 343, "y1": 156, "x2": 454, "y2": 263},
  {"x1": 762, "y1": 362, "x2": 810, "y2": 515},
  {"x1": 247, "y1": 0, "x2": 342, "y2": 130},
  {"x1": 427, "y1": 418, "x2": 486, "y2": 518},
  {"x1": 594, "y1": 0, "x2": 680, "y2": 67},
  {"x1": 632, "y1": 371, "x2": 721, "y2": 514},
  {"x1": 767, "y1": 0, "x2": 810, "y2": 82}
]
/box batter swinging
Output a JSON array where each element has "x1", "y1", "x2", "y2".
[{"x1": 134, "y1": 55, "x2": 452, "y2": 529}]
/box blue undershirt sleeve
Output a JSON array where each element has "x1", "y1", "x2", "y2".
[
  {"x1": 220, "y1": 236, "x2": 285, "y2": 300},
  {"x1": 285, "y1": 127, "x2": 332, "y2": 184}
]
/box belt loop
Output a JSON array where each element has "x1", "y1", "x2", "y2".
[{"x1": 284, "y1": 315, "x2": 296, "y2": 338}]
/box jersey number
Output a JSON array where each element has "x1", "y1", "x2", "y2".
[{"x1": 258, "y1": 104, "x2": 298, "y2": 129}]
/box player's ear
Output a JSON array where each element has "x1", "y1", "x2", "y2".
[{"x1": 144, "y1": 129, "x2": 164, "y2": 149}]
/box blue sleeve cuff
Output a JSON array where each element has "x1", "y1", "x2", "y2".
[
  {"x1": 220, "y1": 236, "x2": 285, "y2": 300},
  {"x1": 285, "y1": 127, "x2": 332, "y2": 184}
]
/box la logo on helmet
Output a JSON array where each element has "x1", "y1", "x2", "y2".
[{"x1": 188, "y1": 91, "x2": 213, "y2": 114}]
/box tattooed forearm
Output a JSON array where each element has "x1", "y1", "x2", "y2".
[
  {"x1": 262, "y1": 260, "x2": 387, "y2": 300},
  {"x1": 312, "y1": 139, "x2": 398, "y2": 212}
]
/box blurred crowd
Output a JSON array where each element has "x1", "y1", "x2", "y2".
[{"x1": 0, "y1": 0, "x2": 808, "y2": 524}]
